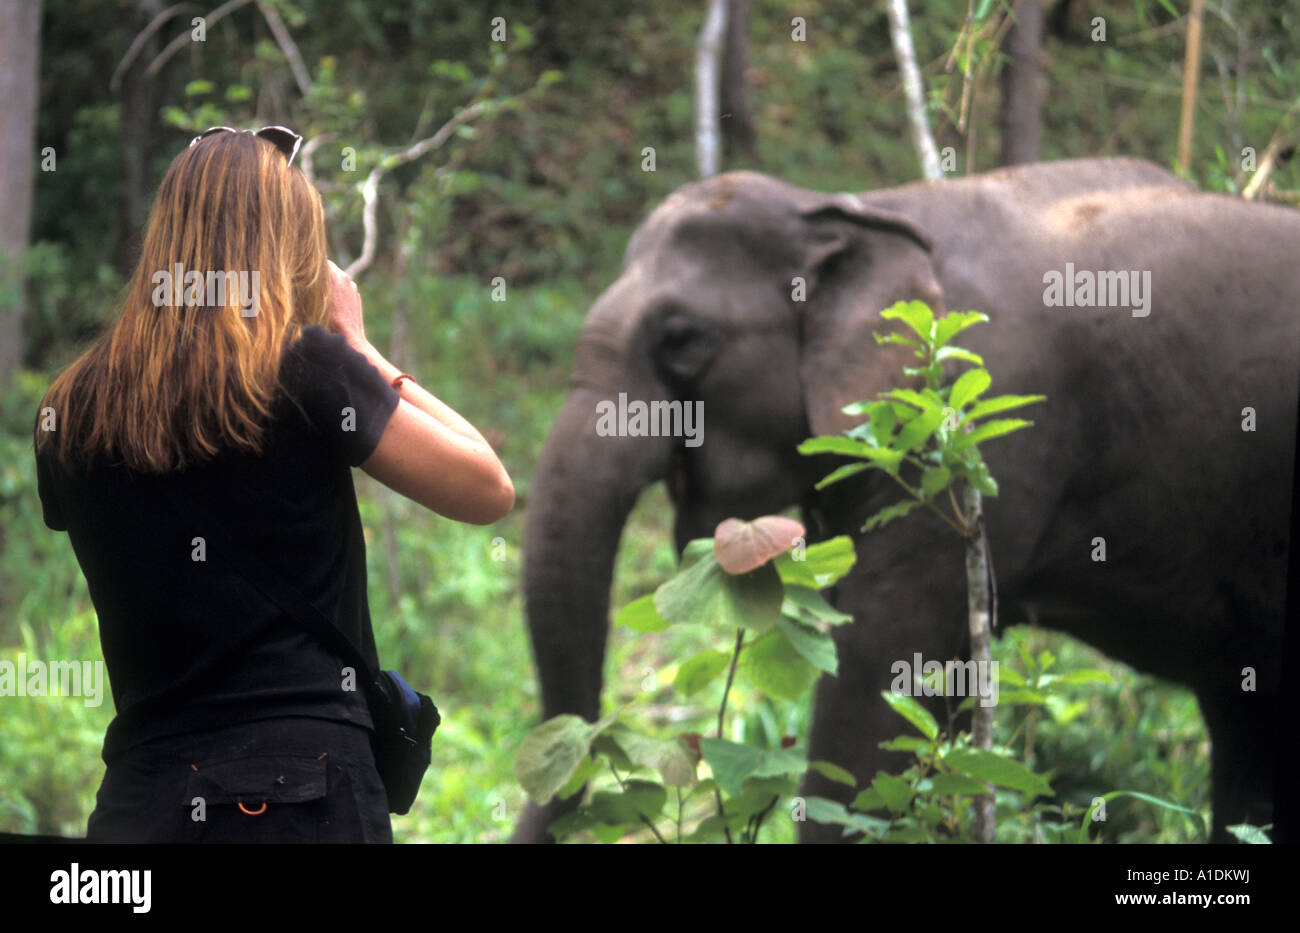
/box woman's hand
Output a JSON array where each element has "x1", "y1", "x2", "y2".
[{"x1": 327, "y1": 259, "x2": 366, "y2": 348}]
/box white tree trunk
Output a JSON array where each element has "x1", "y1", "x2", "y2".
[
  {"x1": 884, "y1": 0, "x2": 943, "y2": 181},
  {"x1": 0, "y1": 0, "x2": 42, "y2": 389},
  {"x1": 963, "y1": 483, "x2": 996, "y2": 843},
  {"x1": 695, "y1": 0, "x2": 728, "y2": 178}
]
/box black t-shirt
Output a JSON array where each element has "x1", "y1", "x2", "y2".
[{"x1": 35, "y1": 325, "x2": 401, "y2": 763}]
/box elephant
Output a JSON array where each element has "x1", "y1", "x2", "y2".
[{"x1": 515, "y1": 157, "x2": 1298, "y2": 843}]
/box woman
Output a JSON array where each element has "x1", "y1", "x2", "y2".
[{"x1": 33, "y1": 126, "x2": 514, "y2": 842}]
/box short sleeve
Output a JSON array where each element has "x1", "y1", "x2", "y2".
[
  {"x1": 34, "y1": 444, "x2": 68, "y2": 531},
  {"x1": 280, "y1": 325, "x2": 401, "y2": 466}
]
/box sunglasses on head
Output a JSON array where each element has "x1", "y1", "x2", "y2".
[{"x1": 189, "y1": 125, "x2": 304, "y2": 168}]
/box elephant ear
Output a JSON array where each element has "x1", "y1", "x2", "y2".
[{"x1": 792, "y1": 194, "x2": 947, "y2": 438}]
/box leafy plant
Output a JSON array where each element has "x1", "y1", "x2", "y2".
[{"x1": 515, "y1": 517, "x2": 858, "y2": 843}]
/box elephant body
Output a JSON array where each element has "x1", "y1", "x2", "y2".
[{"x1": 518, "y1": 158, "x2": 1299, "y2": 843}]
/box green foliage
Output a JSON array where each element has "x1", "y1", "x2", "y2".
[
  {"x1": 516, "y1": 527, "x2": 856, "y2": 843},
  {"x1": 801, "y1": 301, "x2": 1044, "y2": 533}
]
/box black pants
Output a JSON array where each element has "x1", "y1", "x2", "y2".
[{"x1": 87, "y1": 716, "x2": 393, "y2": 843}]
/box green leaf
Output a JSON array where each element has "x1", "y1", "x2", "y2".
[
  {"x1": 808, "y1": 760, "x2": 857, "y2": 787},
  {"x1": 814, "y1": 462, "x2": 874, "y2": 489},
  {"x1": 880, "y1": 300, "x2": 935, "y2": 343},
  {"x1": 1077, "y1": 790, "x2": 1203, "y2": 843},
  {"x1": 804, "y1": 796, "x2": 888, "y2": 836},
  {"x1": 673, "y1": 649, "x2": 732, "y2": 697},
  {"x1": 851, "y1": 787, "x2": 886, "y2": 811},
  {"x1": 608, "y1": 727, "x2": 697, "y2": 787},
  {"x1": 865, "y1": 401, "x2": 897, "y2": 446},
  {"x1": 615, "y1": 593, "x2": 669, "y2": 633},
  {"x1": 885, "y1": 388, "x2": 940, "y2": 411},
  {"x1": 942, "y1": 747, "x2": 1052, "y2": 798},
  {"x1": 515, "y1": 710, "x2": 619, "y2": 805},
  {"x1": 699, "y1": 738, "x2": 806, "y2": 797},
  {"x1": 740, "y1": 627, "x2": 820, "y2": 701},
  {"x1": 587, "y1": 780, "x2": 667, "y2": 825},
  {"x1": 774, "y1": 537, "x2": 857, "y2": 587},
  {"x1": 872, "y1": 772, "x2": 914, "y2": 813},
  {"x1": 965, "y1": 460, "x2": 999, "y2": 496},
  {"x1": 926, "y1": 773, "x2": 991, "y2": 796},
  {"x1": 780, "y1": 585, "x2": 854, "y2": 627},
  {"x1": 954, "y1": 418, "x2": 1033, "y2": 449},
  {"x1": 872, "y1": 331, "x2": 923, "y2": 352},
  {"x1": 185, "y1": 79, "x2": 215, "y2": 96},
  {"x1": 920, "y1": 466, "x2": 951, "y2": 500},
  {"x1": 878, "y1": 736, "x2": 931, "y2": 754},
  {"x1": 555, "y1": 755, "x2": 603, "y2": 801},
  {"x1": 774, "y1": 536, "x2": 856, "y2": 588},
  {"x1": 655, "y1": 552, "x2": 784, "y2": 633},
  {"x1": 948, "y1": 368, "x2": 991, "y2": 412},
  {"x1": 932, "y1": 310, "x2": 988, "y2": 348},
  {"x1": 894, "y1": 407, "x2": 947, "y2": 453},
  {"x1": 1226, "y1": 823, "x2": 1272, "y2": 844},
  {"x1": 880, "y1": 690, "x2": 939, "y2": 740},
  {"x1": 864, "y1": 498, "x2": 923, "y2": 532},
  {"x1": 1039, "y1": 669, "x2": 1114, "y2": 687},
  {"x1": 965, "y1": 394, "x2": 1046, "y2": 421},
  {"x1": 776, "y1": 615, "x2": 839, "y2": 674},
  {"x1": 935, "y1": 345, "x2": 984, "y2": 366}
]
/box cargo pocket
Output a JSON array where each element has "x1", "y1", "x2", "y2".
[{"x1": 182, "y1": 753, "x2": 329, "y2": 843}]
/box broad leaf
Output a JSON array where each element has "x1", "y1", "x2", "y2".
[
  {"x1": 775, "y1": 615, "x2": 839, "y2": 674},
  {"x1": 516, "y1": 710, "x2": 619, "y2": 805},
  {"x1": 942, "y1": 747, "x2": 1053, "y2": 798},
  {"x1": 740, "y1": 626, "x2": 820, "y2": 700},
  {"x1": 965, "y1": 393, "x2": 1046, "y2": 421},
  {"x1": 775, "y1": 536, "x2": 856, "y2": 589},
  {"x1": 954, "y1": 418, "x2": 1033, "y2": 449},
  {"x1": 608, "y1": 727, "x2": 697, "y2": 787},
  {"x1": 655, "y1": 552, "x2": 784, "y2": 633},
  {"x1": 863, "y1": 498, "x2": 923, "y2": 532},
  {"x1": 880, "y1": 690, "x2": 939, "y2": 740},
  {"x1": 714, "y1": 515, "x2": 805, "y2": 574},
  {"x1": 699, "y1": 738, "x2": 806, "y2": 797},
  {"x1": 894, "y1": 407, "x2": 947, "y2": 453},
  {"x1": 932, "y1": 310, "x2": 988, "y2": 347},
  {"x1": 673, "y1": 649, "x2": 732, "y2": 697},
  {"x1": 780, "y1": 584, "x2": 854, "y2": 627},
  {"x1": 880, "y1": 299, "x2": 935, "y2": 343},
  {"x1": 615, "y1": 593, "x2": 669, "y2": 633},
  {"x1": 920, "y1": 466, "x2": 951, "y2": 500},
  {"x1": 948, "y1": 368, "x2": 991, "y2": 412}
]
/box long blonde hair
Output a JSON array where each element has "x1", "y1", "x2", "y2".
[{"x1": 36, "y1": 130, "x2": 331, "y2": 472}]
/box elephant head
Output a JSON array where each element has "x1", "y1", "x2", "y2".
[{"x1": 515, "y1": 171, "x2": 946, "y2": 841}]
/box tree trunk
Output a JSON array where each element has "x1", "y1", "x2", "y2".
[
  {"x1": 720, "y1": 0, "x2": 755, "y2": 162},
  {"x1": 998, "y1": 0, "x2": 1042, "y2": 166},
  {"x1": 695, "y1": 0, "x2": 728, "y2": 178},
  {"x1": 0, "y1": 0, "x2": 42, "y2": 388},
  {"x1": 884, "y1": 0, "x2": 942, "y2": 181},
  {"x1": 963, "y1": 483, "x2": 996, "y2": 843}
]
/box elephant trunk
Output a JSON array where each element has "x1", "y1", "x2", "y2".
[
  {"x1": 512, "y1": 386, "x2": 674, "y2": 842},
  {"x1": 522, "y1": 385, "x2": 675, "y2": 722}
]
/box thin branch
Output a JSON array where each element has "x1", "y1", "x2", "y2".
[
  {"x1": 110, "y1": 3, "x2": 196, "y2": 92},
  {"x1": 145, "y1": 0, "x2": 255, "y2": 79},
  {"x1": 255, "y1": 0, "x2": 312, "y2": 97},
  {"x1": 344, "y1": 100, "x2": 489, "y2": 279}
]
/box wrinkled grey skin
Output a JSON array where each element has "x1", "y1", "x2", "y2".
[{"x1": 516, "y1": 158, "x2": 1298, "y2": 843}]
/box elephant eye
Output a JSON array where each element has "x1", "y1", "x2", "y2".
[{"x1": 652, "y1": 311, "x2": 719, "y2": 385}]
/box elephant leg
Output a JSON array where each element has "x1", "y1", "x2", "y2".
[{"x1": 1198, "y1": 682, "x2": 1278, "y2": 843}]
